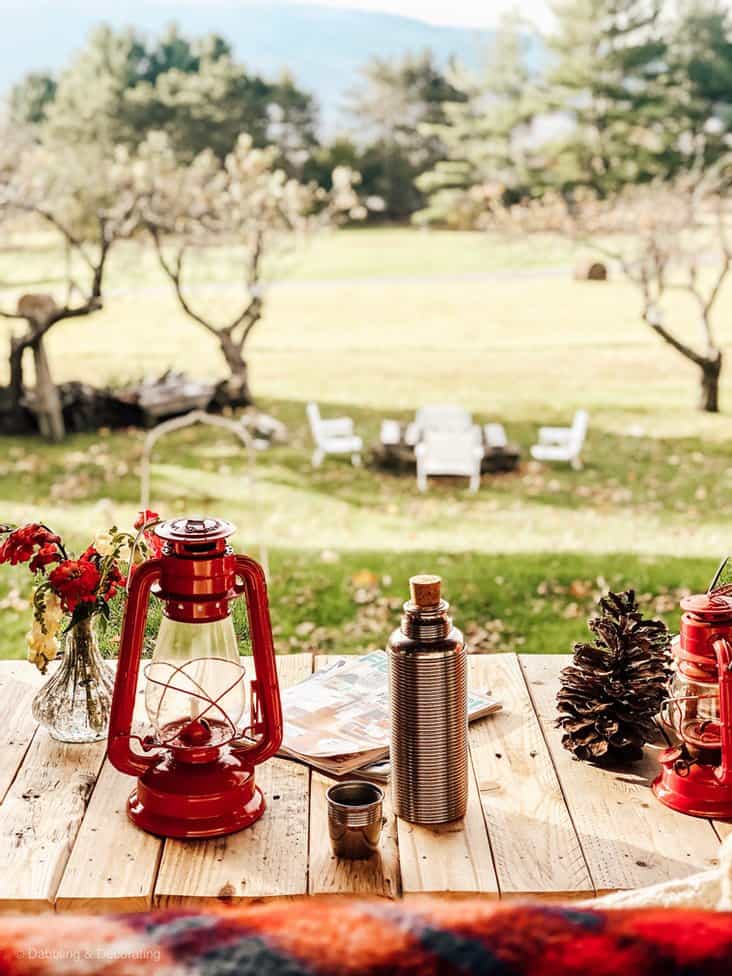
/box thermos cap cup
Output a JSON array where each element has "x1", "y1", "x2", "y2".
[{"x1": 327, "y1": 781, "x2": 384, "y2": 860}]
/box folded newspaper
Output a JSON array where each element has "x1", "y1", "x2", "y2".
[{"x1": 278, "y1": 650, "x2": 501, "y2": 781}]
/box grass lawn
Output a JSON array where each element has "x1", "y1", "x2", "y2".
[{"x1": 1, "y1": 227, "x2": 730, "y2": 660}]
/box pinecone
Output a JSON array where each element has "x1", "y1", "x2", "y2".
[{"x1": 556, "y1": 589, "x2": 672, "y2": 765}]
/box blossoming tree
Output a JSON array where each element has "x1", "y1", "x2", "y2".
[
  {"x1": 480, "y1": 169, "x2": 732, "y2": 413},
  {"x1": 135, "y1": 132, "x2": 365, "y2": 404},
  {"x1": 0, "y1": 132, "x2": 139, "y2": 440}
]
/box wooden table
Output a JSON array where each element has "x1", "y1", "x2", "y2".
[{"x1": 0, "y1": 653, "x2": 727, "y2": 913}]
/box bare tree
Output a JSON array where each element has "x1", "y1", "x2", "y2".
[
  {"x1": 485, "y1": 171, "x2": 732, "y2": 413},
  {"x1": 136, "y1": 132, "x2": 364, "y2": 404},
  {"x1": 0, "y1": 137, "x2": 138, "y2": 439}
]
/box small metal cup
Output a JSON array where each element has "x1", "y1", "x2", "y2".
[{"x1": 326, "y1": 781, "x2": 384, "y2": 860}]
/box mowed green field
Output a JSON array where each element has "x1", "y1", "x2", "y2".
[{"x1": 0, "y1": 227, "x2": 730, "y2": 659}]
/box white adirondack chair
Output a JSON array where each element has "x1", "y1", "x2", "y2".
[
  {"x1": 530, "y1": 410, "x2": 589, "y2": 470},
  {"x1": 484, "y1": 423, "x2": 508, "y2": 449},
  {"x1": 306, "y1": 402, "x2": 363, "y2": 467},
  {"x1": 405, "y1": 405, "x2": 477, "y2": 446},
  {"x1": 416, "y1": 430, "x2": 484, "y2": 493},
  {"x1": 379, "y1": 419, "x2": 401, "y2": 446}
]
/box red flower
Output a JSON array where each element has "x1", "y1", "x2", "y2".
[
  {"x1": 29, "y1": 543, "x2": 63, "y2": 574},
  {"x1": 101, "y1": 562, "x2": 126, "y2": 603},
  {"x1": 0, "y1": 524, "x2": 62, "y2": 569},
  {"x1": 134, "y1": 509, "x2": 164, "y2": 557},
  {"x1": 76, "y1": 544, "x2": 126, "y2": 604},
  {"x1": 134, "y1": 510, "x2": 159, "y2": 532},
  {"x1": 48, "y1": 559, "x2": 101, "y2": 613}
]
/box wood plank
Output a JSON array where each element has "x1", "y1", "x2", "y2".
[
  {"x1": 0, "y1": 665, "x2": 44, "y2": 803},
  {"x1": 56, "y1": 671, "x2": 161, "y2": 912},
  {"x1": 388, "y1": 657, "x2": 498, "y2": 899},
  {"x1": 468, "y1": 654, "x2": 592, "y2": 899},
  {"x1": 0, "y1": 729, "x2": 106, "y2": 912},
  {"x1": 308, "y1": 656, "x2": 400, "y2": 898},
  {"x1": 154, "y1": 653, "x2": 313, "y2": 907},
  {"x1": 521, "y1": 654, "x2": 721, "y2": 894},
  {"x1": 398, "y1": 764, "x2": 498, "y2": 899}
]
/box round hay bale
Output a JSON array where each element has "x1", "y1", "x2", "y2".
[{"x1": 574, "y1": 259, "x2": 608, "y2": 281}]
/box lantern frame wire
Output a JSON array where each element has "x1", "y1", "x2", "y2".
[
  {"x1": 143, "y1": 656, "x2": 247, "y2": 748},
  {"x1": 659, "y1": 692, "x2": 720, "y2": 734}
]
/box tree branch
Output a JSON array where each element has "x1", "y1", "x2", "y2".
[
  {"x1": 702, "y1": 254, "x2": 730, "y2": 320},
  {"x1": 12, "y1": 203, "x2": 97, "y2": 271},
  {"x1": 239, "y1": 302, "x2": 263, "y2": 347},
  {"x1": 149, "y1": 228, "x2": 221, "y2": 337},
  {"x1": 642, "y1": 307, "x2": 709, "y2": 368},
  {"x1": 226, "y1": 228, "x2": 265, "y2": 341}
]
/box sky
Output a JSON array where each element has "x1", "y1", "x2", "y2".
[
  {"x1": 0, "y1": 0, "x2": 555, "y2": 30},
  {"x1": 289, "y1": 0, "x2": 554, "y2": 29},
  {"x1": 140, "y1": 0, "x2": 556, "y2": 30}
]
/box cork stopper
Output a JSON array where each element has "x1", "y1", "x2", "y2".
[{"x1": 409, "y1": 574, "x2": 442, "y2": 608}]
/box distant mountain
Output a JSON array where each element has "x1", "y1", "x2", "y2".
[{"x1": 0, "y1": 0, "x2": 542, "y2": 132}]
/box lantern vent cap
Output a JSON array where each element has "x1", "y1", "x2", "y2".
[
  {"x1": 681, "y1": 592, "x2": 732, "y2": 619},
  {"x1": 155, "y1": 516, "x2": 236, "y2": 544}
]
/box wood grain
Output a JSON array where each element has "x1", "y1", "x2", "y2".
[
  {"x1": 469, "y1": 654, "x2": 592, "y2": 898},
  {"x1": 0, "y1": 651, "x2": 722, "y2": 911},
  {"x1": 307, "y1": 656, "x2": 400, "y2": 898},
  {"x1": 714, "y1": 822, "x2": 732, "y2": 841},
  {"x1": 0, "y1": 729, "x2": 106, "y2": 912},
  {"x1": 154, "y1": 653, "x2": 313, "y2": 907},
  {"x1": 56, "y1": 675, "x2": 161, "y2": 913},
  {"x1": 398, "y1": 763, "x2": 498, "y2": 898},
  {"x1": 0, "y1": 665, "x2": 43, "y2": 803},
  {"x1": 521, "y1": 654, "x2": 721, "y2": 894}
]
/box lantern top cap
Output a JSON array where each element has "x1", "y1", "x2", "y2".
[
  {"x1": 155, "y1": 516, "x2": 236, "y2": 544},
  {"x1": 681, "y1": 591, "x2": 732, "y2": 619}
]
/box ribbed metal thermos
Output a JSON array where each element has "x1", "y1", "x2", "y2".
[{"x1": 387, "y1": 575, "x2": 468, "y2": 824}]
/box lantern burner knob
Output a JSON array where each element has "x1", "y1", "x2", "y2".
[{"x1": 179, "y1": 718, "x2": 212, "y2": 746}]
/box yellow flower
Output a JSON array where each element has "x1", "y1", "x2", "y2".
[
  {"x1": 26, "y1": 619, "x2": 59, "y2": 673},
  {"x1": 93, "y1": 530, "x2": 116, "y2": 557},
  {"x1": 42, "y1": 592, "x2": 63, "y2": 633},
  {"x1": 93, "y1": 530, "x2": 131, "y2": 565}
]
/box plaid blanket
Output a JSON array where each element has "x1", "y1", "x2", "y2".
[{"x1": 1, "y1": 899, "x2": 731, "y2": 975}]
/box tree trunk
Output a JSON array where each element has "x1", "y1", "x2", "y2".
[
  {"x1": 700, "y1": 353, "x2": 722, "y2": 413},
  {"x1": 32, "y1": 337, "x2": 65, "y2": 441},
  {"x1": 218, "y1": 331, "x2": 253, "y2": 406},
  {"x1": 8, "y1": 335, "x2": 25, "y2": 413}
]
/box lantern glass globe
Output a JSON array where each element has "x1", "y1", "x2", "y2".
[{"x1": 145, "y1": 615, "x2": 246, "y2": 741}]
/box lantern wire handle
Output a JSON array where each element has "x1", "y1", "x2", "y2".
[
  {"x1": 126, "y1": 516, "x2": 164, "y2": 593},
  {"x1": 709, "y1": 555, "x2": 732, "y2": 594}
]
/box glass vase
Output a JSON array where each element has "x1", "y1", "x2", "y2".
[{"x1": 32, "y1": 616, "x2": 115, "y2": 743}]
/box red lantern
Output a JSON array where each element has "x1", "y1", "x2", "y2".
[
  {"x1": 108, "y1": 516, "x2": 283, "y2": 838},
  {"x1": 653, "y1": 590, "x2": 732, "y2": 819}
]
